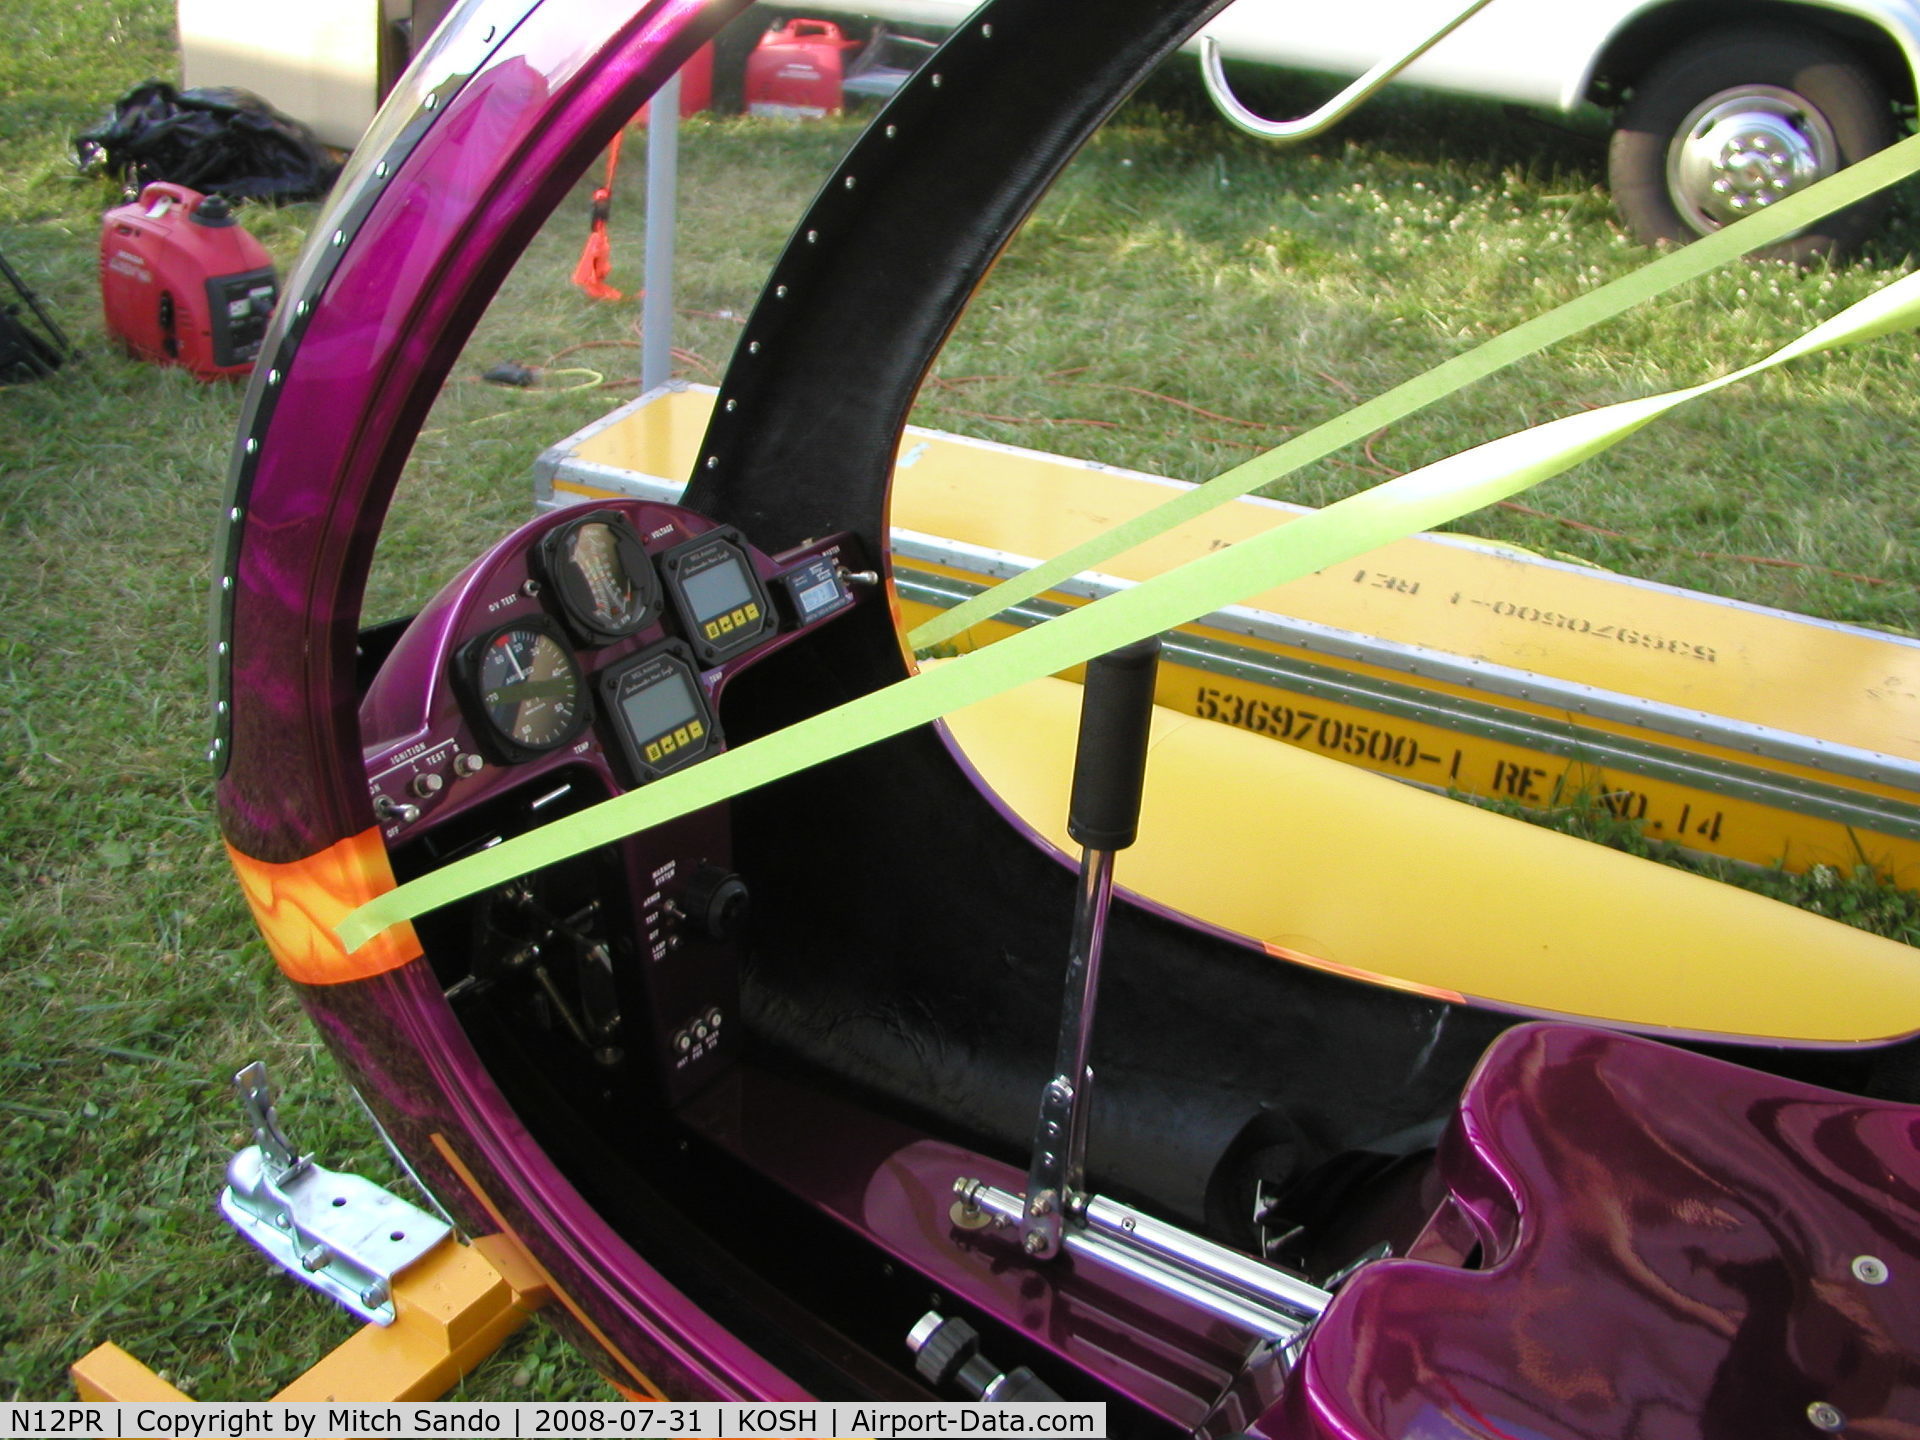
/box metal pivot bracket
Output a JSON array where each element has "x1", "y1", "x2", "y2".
[
  {"x1": 1198, "y1": 0, "x2": 1500, "y2": 143},
  {"x1": 219, "y1": 1061, "x2": 451, "y2": 1326}
]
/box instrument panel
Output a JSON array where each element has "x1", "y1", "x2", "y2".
[
  {"x1": 359, "y1": 500, "x2": 864, "y2": 830},
  {"x1": 356, "y1": 499, "x2": 869, "y2": 1104}
]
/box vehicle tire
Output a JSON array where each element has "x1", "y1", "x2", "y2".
[{"x1": 1608, "y1": 25, "x2": 1896, "y2": 261}]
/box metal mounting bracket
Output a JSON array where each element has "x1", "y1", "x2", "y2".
[{"x1": 218, "y1": 1061, "x2": 451, "y2": 1326}]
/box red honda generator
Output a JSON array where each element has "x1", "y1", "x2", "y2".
[
  {"x1": 744, "y1": 18, "x2": 937, "y2": 119},
  {"x1": 100, "y1": 183, "x2": 278, "y2": 381},
  {"x1": 744, "y1": 17, "x2": 859, "y2": 118}
]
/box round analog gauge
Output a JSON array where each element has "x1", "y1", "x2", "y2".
[
  {"x1": 541, "y1": 513, "x2": 660, "y2": 644},
  {"x1": 465, "y1": 621, "x2": 589, "y2": 757}
]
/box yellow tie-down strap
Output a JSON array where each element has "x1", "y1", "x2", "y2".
[{"x1": 338, "y1": 140, "x2": 1920, "y2": 954}]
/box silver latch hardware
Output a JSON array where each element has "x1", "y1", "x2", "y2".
[{"x1": 218, "y1": 1061, "x2": 450, "y2": 1325}]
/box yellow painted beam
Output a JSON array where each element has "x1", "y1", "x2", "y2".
[
  {"x1": 272, "y1": 1234, "x2": 547, "y2": 1402},
  {"x1": 901, "y1": 588, "x2": 1920, "y2": 881},
  {"x1": 68, "y1": 1234, "x2": 550, "y2": 1405},
  {"x1": 71, "y1": 1343, "x2": 192, "y2": 1403}
]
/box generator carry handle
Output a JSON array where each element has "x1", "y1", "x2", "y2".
[
  {"x1": 138, "y1": 180, "x2": 199, "y2": 212},
  {"x1": 769, "y1": 17, "x2": 856, "y2": 46}
]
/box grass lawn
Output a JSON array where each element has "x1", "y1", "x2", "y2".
[{"x1": 3, "y1": 0, "x2": 1919, "y2": 1406}]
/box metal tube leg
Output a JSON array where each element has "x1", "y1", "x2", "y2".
[
  {"x1": 640, "y1": 72, "x2": 680, "y2": 394},
  {"x1": 1023, "y1": 848, "x2": 1116, "y2": 1258}
]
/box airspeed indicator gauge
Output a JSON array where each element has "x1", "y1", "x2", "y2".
[{"x1": 456, "y1": 617, "x2": 590, "y2": 762}]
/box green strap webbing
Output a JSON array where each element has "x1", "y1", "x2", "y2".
[
  {"x1": 338, "y1": 256, "x2": 1920, "y2": 952},
  {"x1": 908, "y1": 132, "x2": 1920, "y2": 651}
]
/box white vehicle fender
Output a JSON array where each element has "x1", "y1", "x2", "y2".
[{"x1": 1565, "y1": 0, "x2": 1920, "y2": 112}]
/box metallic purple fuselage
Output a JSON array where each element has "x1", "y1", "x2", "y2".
[
  {"x1": 1286, "y1": 1024, "x2": 1920, "y2": 1437},
  {"x1": 212, "y1": 0, "x2": 1920, "y2": 1426}
]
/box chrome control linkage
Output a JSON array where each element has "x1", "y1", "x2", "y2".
[
  {"x1": 1019, "y1": 637, "x2": 1161, "y2": 1261},
  {"x1": 961, "y1": 637, "x2": 1332, "y2": 1350}
]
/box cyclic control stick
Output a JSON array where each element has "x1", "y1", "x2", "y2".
[{"x1": 1020, "y1": 635, "x2": 1162, "y2": 1260}]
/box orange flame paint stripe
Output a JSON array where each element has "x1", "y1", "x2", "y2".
[
  {"x1": 228, "y1": 828, "x2": 424, "y2": 985},
  {"x1": 1261, "y1": 940, "x2": 1466, "y2": 1006}
]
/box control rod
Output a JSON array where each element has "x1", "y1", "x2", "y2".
[{"x1": 1020, "y1": 636, "x2": 1162, "y2": 1260}]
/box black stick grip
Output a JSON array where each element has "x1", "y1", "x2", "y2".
[{"x1": 1067, "y1": 636, "x2": 1162, "y2": 851}]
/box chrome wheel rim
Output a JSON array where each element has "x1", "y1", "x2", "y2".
[{"x1": 1666, "y1": 85, "x2": 1838, "y2": 232}]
